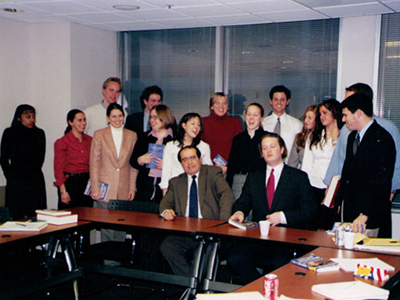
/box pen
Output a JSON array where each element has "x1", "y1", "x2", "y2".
[{"x1": 16, "y1": 223, "x2": 27, "y2": 227}]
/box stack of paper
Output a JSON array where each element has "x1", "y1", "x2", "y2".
[
  {"x1": 36, "y1": 209, "x2": 78, "y2": 225},
  {"x1": 0, "y1": 220, "x2": 47, "y2": 231},
  {"x1": 312, "y1": 281, "x2": 389, "y2": 299}
]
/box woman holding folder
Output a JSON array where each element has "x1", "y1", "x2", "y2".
[{"x1": 130, "y1": 104, "x2": 175, "y2": 203}]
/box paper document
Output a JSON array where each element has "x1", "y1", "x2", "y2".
[
  {"x1": 331, "y1": 257, "x2": 394, "y2": 272},
  {"x1": 312, "y1": 281, "x2": 389, "y2": 299}
]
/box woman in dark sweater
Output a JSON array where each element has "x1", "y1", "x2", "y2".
[
  {"x1": 0, "y1": 104, "x2": 47, "y2": 219},
  {"x1": 227, "y1": 103, "x2": 267, "y2": 200},
  {"x1": 130, "y1": 104, "x2": 175, "y2": 203}
]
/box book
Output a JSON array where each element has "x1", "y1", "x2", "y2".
[
  {"x1": 213, "y1": 154, "x2": 227, "y2": 167},
  {"x1": 35, "y1": 209, "x2": 71, "y2": 216},
  {"x1": 84, "y1": 180, "x2": 109, "y2": 201},
  {"x1": 228, "y1": 219, "x2": 258, "y2": 230},
  {"x1": 37, "y1": 213, "x2": 78, "y2": 225},
  {"x1": 312, "y1": 281, "x2": 389, "y2": 299},
  {"x1": 322, "y1": 174, "x2": 340, "y2": 208},
  {"x1": 0, "y1": 220, "x2": 48, "y2": 231},
  {"x1": 146, "y1": 143, "x2": 165, "y2": 169},
  {"x1": 291, "y1": 253, "x2": 339, "y2": 272}
]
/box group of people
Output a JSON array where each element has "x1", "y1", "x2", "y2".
[{"x1": 0, "y1": 77, "x2": 398, "y2": 284}]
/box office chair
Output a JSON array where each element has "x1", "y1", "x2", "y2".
[
  {"x1": 82, "y1": 200, "x2": 159, "y2": 265},
  {"x1": 0, "y1": 206, "x2": 11, "y2": 222},
  {"x1": 383, "y1": 270, "x2": 400, "y2": 299}
]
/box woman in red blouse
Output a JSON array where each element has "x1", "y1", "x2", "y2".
[{"x1": 54, "y1": 109, "x2": 93, "y2": 209}]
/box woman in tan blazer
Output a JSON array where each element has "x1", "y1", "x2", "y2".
[{"x1": 90, "y1": 103, "x2": 138, "y2": 204}]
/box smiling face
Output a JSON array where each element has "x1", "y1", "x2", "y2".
[
  {"x1": 69, "y1": 112, "x2": 86, "y2": 134},
  {"x1": 107, "y1": 108, "x2": 124, "y2": 128},
  {"x1": 245, "y1": 105, "x2": 263, "y2": 131},
  {"x1": 269, "y1": 92, "x2": 289, "y2": 116},
  {"x1": 319, "y1": 105, "x2": 336, "y2": 128},
  {"x1": 144, "y1": 93, "x2": 162, "y2": 114},
  {"x1": 261, "y1": 136, "x2": 284, "y2": 167},
  {"x1": 211, "y1": 96, "x2": 228, "y2": 117},
  {"x1": 102, "y1": 81, "x2": 121, "y2": 106},
  {"x1": 19, "y1": 110, "x2": 36, "y2": 129},
  {"x1": 342, "y1": 107, "x2": 359, "y2": 131},
  {"x1": 149, "y1": 110, "x2": 164, "y2": 131},
  {"x1": 303, "y1": 110, "x2": 316, "y2": 130},
  {"x1": 180, "y1": 148, "x2": 202, "y2": 176},
  {"x1": 182, "y1": 116, "x2": 201, "y2": 140}
]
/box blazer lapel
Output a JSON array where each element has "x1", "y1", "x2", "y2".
[
  {"x1": 179, "y1": 175, "x2": 189, "y2": 216},
  {"x1": 198, "y1": 168, "x2": 206, "y2": 213},
  {"x1": 104, "y1": 128, "x2": 118, "y2": 161},
  {"x1": 271, "y1": 165, "x2": 287, "y2": 210}
]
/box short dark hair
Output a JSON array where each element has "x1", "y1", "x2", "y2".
[
  {"x1": 107, "y1": 103, "x2": 125, "y2": 117},
  {"x1": 245, "y1": 102, "x2": 264, "y2": 117},
  {"x1": 269, "y1": 85, "x2": 291, "y2": 100},
  {"x1": 177, "y1": 146, "x2": 202, "y2": 163},
  {"x1": 259, "y1": 132, "x2": 288, "y2": 160},
  {"x1": 341, "y1": 93, "x2": 373, "y2": 117},
  {"x1": 345, "y1": 83, "x2": 373, "y2": 101},
  {"x1": 140, "y1": 86, "x2": 163, "y2": 109},
  {"x1": 102, "y1": 77, "x2": 122, "y2": 91}
]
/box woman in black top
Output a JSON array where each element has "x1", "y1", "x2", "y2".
[
  {"x1": 227, "y1": 103, "x2": 267, "y2": 200},
  {"x1": 130, "y1": 105, "x2": 175, "y2": 203},
  {"x1": 0, "y1": 104, "x2": 46, "y2": 219}
]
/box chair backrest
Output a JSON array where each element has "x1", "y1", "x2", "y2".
[
  {"x1": 0, "y1": 207, "x2": 12, "y2": 222},
  {"x1": 107, "y1": 200, "x2": 159, "y2": 214},
  {"x1": 107, "y1": 200, "x2": 134, "y2": 211}
]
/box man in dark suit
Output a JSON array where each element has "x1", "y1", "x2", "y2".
[
  {"x1": 335, "y1": 93, "x2": 395, "y2": 238},
  {"x1": 125, "y1": 85, "x2": 163, "y2": 135},
  {"x1": 227, "y1": 132, "x2": 317, "y2": 284},
  {"x1": 159, "y1": 146, "x2": 234, "y2": 276}
]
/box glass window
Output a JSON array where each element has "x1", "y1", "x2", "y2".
[
  {"x1": 224, "y1": 19, "x2": 339, "y2": 124},
  {"x1": 119, "y1": 28, "x2": 215, "y2": 122}
]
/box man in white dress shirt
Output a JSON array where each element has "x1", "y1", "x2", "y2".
[{"x1": 262, "y1": 85, "x2": 302, "y2": 160}]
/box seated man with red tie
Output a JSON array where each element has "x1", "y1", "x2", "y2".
[
  {"x1": 159, "y1": 146, "x2": 234, "y2": 276},
  {"x1": 227, "y1": 132, "x2": 317, "y2": 284}
]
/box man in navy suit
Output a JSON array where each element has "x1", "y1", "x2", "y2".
[
  {"x1": 125, "y1": 85, "x2": 163, "y2": 135},
  {"x1": 227, "y1": 132, "x2": 316, "y2": 284},
  {"x1": 335, "y1": 93, "x2": 395, "y2": 237}
]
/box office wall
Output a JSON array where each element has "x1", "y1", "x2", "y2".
[
  {"x1": 0, "y1": 18, "x2": 117, "y2": 209},
  {"x1": 337, "y1": 15, "x2": 380, "y2": 101}
]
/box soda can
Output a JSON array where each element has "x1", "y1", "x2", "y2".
[
  {"x1": 335, "y1": 226, "x2": 344, "y2": 246},
  {"x1": 263, "y1": 274, "x2": 279, "y2": 300}
]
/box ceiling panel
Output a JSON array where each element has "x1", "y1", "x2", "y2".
[{"x1": 0, "y1": 0, "x2": 399, "y2": 31}]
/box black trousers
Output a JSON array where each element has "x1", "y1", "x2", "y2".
[{"x1": 57, "y1": 173, "x2": 93, "y2": 209}]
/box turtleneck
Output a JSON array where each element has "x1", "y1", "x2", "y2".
[
  {"x1": 209, "y1": 111, "x2": 228, "y2": 121},
  {"x1": 110, "y1": 125, "x2": 123, "y2": 158}
]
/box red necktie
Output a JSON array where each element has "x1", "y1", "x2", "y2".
[{"x1": 266, "y1": 169, "x2": 275, "y2": 209}]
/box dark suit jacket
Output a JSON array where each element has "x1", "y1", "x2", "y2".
[
  {"x1": 335, "y1": 121, "x2": 395, "y2": 237},
  {"x1": 159, "y1": 165, "x2": 234, "y2": 221},
  {"x1": 233, "y1": 165, "x2": 316, "y2": 229},
  {"x1": 125, "y1": 112, "x2": 145, "y2": 134}
]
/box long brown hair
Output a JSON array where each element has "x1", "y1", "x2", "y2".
[{"x1": 295, "y1": 105, "x2": 318, "y2": 149}]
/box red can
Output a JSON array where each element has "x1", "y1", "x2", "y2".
[{"x1": 263, "y1": 274, "x2": 279, "y2": 300}]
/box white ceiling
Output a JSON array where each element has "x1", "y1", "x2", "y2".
[{"x1": 0, "y1": 0, "x2": 399, "y2": 32}]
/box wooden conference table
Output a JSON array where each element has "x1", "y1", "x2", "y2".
[
  {"x1": 236, "y1": 247, "x2": 400, "y2": 299},
  {"x1": 0, "y1": 221, "x2": 90, "y2": 299}
]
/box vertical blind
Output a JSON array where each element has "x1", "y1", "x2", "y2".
[
  {"x1": 378, "y1": 13, "x2": 400, "y2": 130},
  {"x1": 118, "y1": 19, "x2": 339, "y2": 124},
  {"x1": 225, "y1": 19, "x2": 339, "y2": 123},
  {"x1": 119, "y1": 28, "x2": 216, "y2": 122}
]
